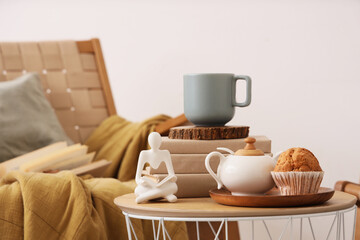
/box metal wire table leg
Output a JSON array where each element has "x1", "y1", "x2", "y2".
[
  {"x1": 122, "y1": 205, "x2": 356, "y2": 240},
  {"x1": 125, "y1": 214, "x2": 132, "y2": 240}
]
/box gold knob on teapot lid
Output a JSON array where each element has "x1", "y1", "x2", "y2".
[{"x1": 234, "y1": 137, "x2": 265, "y2": 156}]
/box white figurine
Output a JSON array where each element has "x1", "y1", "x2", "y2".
[{"x1": 134, "y1": 132, "x2": 178, "y2": 203}]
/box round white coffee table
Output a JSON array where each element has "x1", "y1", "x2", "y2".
[{"x1": 114, "y1": 191, "x2": 357, "y2": 240}]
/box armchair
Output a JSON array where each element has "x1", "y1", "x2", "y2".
[
  {"x1": 0, "y1": 38, "x2": 238, "y2": 239},
  {"x1": 0, "y1": 38, "x2": 191, "y2": 239}
]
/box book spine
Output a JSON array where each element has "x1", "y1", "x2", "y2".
[
  {"x1": 149, "y1": 154, "x2": 219, "y2": 174},
  {"x1": 156, "y1": 173, "x2": 217, "y2": 198},
  {"x1": 150, "y1": 153, "x2": 273, "y2": 174},
  {"x1": 160, "y1": 135, "x2": 271, "y2": 154}
]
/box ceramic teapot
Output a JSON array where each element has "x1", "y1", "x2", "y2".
[{"x1": 205, "y1": 137, "x2": 281, "y2": 196}]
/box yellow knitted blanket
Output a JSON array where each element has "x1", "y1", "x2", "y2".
[
  {"x1": 0, "y1": 171, "x2": 187, "y2": 239},
  {"x1": 0, "y1": 115, "x2": 188, "y2": 239},
  {"x1": 85, "y1": 114, "x2": 170, "y2": 181}
]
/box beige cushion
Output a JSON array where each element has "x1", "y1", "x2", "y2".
[{"x1": 0, "y1": 73, "x2": 73, "y2": 162}]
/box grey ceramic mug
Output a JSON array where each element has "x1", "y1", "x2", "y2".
[{"x1": 184, "y1": 73, "x2": 251, "y2": 126}]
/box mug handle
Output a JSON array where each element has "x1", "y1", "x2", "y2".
[{"x1": 232, "y1": 75, "x2": 252, "y2": 107}]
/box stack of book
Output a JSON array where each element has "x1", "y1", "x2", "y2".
[
  {"x1": 0, "y1": 142, "x2": 110, "y2": 178},
  {"x1": 145, "y1": 136, "x2": 272, "y2": 197}
]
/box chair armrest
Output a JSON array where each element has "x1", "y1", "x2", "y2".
[
  {"x1": 335, "y1": 181, "x2": 360, "y2": 206},
  {"x1": 155, "y1": 114, "x2": 188, "y2": 135}
]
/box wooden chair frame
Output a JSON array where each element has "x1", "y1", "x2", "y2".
[{"x1": 76, "y1": 39, "x2": 116, "y2": 116}]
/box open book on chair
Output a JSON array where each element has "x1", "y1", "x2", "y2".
[{"x1": 0, "y1": 142, "x2": 111, "y2": 178}]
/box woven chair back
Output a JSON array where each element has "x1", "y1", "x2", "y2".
[{"x1": 0, "y1": 38, "x2": 116, "y2": 143}]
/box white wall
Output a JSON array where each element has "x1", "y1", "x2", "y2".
[
  {"x1": 1, "y1": 0, "x2": 360, "y2": 189},
  {"x1": 2, "y1": 0, "x2": 359, "y2": 239}
]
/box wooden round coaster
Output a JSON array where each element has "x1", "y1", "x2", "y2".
[{"x1": 168, "y1": 126, "x2": 249, "y2": 140}]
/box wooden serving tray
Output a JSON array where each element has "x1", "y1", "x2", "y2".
[{"x1": 209, "y1": 187, "x2": 335, "y2": 207}]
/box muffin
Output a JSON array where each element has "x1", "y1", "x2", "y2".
[{"x1": 271, "y1": 148, "x2": 324, "y2": 195}]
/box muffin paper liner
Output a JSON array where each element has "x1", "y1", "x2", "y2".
[{"x1": 271, "y1": 171, "x2": 324, "y2": 195}]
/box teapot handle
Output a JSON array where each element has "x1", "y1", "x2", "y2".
[
  {"x1": 273, "y1": 151, "x2": 284, "y2": 165},
  {"x1": 273, "y1": 151, "x2": 283, "y2": 164},
  {"x1": 205, "y1": 151, "x2": 226, "y2": 189},
  {"x1": 216, "y1": 147, "x2": 234, "y2": 154}
]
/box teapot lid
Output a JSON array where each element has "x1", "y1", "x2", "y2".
[{"x1": 235, "y1": 137, "x2": 264, "y2": 156}]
